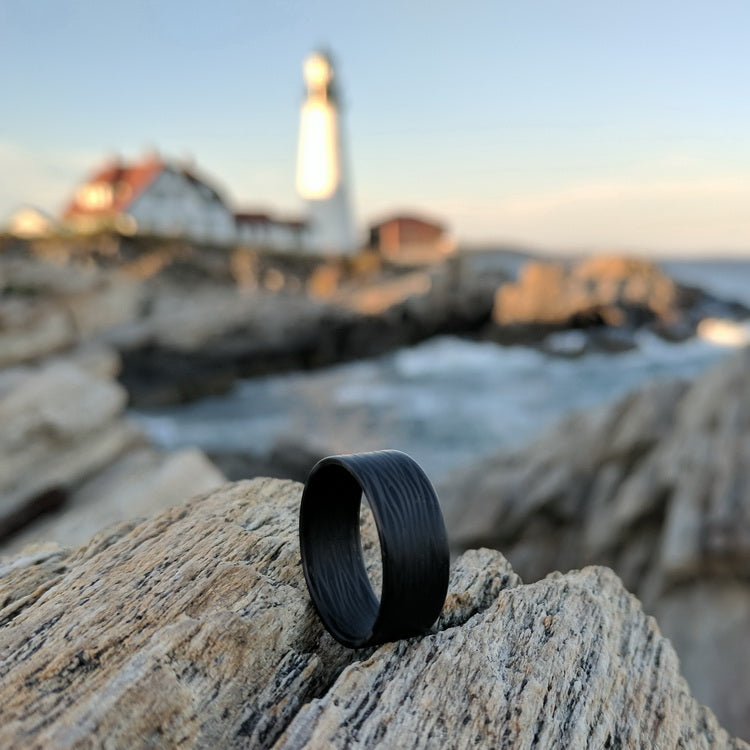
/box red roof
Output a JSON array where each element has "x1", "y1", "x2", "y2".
[{"x1": 63, "y1": 155, "x2": 164, "y2": 219}]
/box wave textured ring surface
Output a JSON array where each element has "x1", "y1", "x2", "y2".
[{"x1": 299, "y1": 450, "x2": 449, "y2": 648}]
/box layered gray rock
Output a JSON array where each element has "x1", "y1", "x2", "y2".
[
  {"x1": 0, "y1": 256, "x2": 143, "y2": 368},
  {"x1": 0, "y1": 360, "x2": 138, "y2": 533},
  {"x1": 0, "y1": 478, "x2": 745, "y2": 748},
  {"x1": 2, "y1": 446, "x2": 224, "y2": 556},
  {"x1": 0, "y1": 354, "x2": 224, "y2": 550},
  {"x1": 440, "y1": 347, "x2": 750, "y2": 738}
]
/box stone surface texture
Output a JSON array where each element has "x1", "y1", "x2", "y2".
[
  {"x1": 2, "y1": 446, "x2": 225, "y2": 557},
  {"x1": 0, "y1": 354, "x2": 225, "y2": 550},
  {"x1": 440, "y1": 347, "x2": 750, "y2": 738},
  {"x1": 0, "y1": 478, "x2": 746, "y2": 748},
  {"x1": 0, "y1": 256, "x2": 143, "y2": 368}
]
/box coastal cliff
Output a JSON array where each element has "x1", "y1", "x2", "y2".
[
  {"x1": 5, "y1": 242, "x2": 745, "y2": 408},
  {"x1": 0, "y1": 241, "x2": 498, "y2": 407}
]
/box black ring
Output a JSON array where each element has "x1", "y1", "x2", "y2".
[{"x1": 299, "y1": 450, "x2": 449, "y2": 648}]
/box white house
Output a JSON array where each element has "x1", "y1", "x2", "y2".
[{"x1": 63, "y1": 155, "x2": 236, "y2": 245}]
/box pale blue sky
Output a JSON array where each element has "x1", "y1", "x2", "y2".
[{"x1": 2, "y1": 1, "x2": 749, "y2": 254}]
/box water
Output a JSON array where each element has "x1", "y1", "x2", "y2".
[
  {"x1": 662, "y1": 259, "x2": 750, "y2": 307},
  {"x1": 134, "y1": 259, "x2": 750, "y2": 483}
]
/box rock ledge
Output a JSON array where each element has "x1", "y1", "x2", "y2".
[{"x1": 0, "y1": 479, "x2": 745, "y2": 748}]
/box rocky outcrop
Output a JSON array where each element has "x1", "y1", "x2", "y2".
[
  {"x1": 118, "y1": 259, "x2": 496, "y2": 407},
  {"x1": 0, "y1": 357, "x2": 137, "y2": 536},
  {"x1": 0, "y1": 255, "x2": 143, "y2": 368},
  {"x1": 2, "y1": 445, "x2": 224, "y2": 557},
  {"x1": 0, "y1": 353, "x2": 225, "y2": 552},
  {"x1": 3, "y1": 249, "x2": 496, "y2": 407},
  {"x1": 0, "y1": 478, "x2": 745, "y2": 748},
  {"x1": 491, "y1": 255, "x2": 747, "y2": 346},
  {"x1": 8, "y1": 246, "x2": 747, "y2": 406},
  {"x1": 440, "y1": 347, "x2": 750, "y2": 738}
]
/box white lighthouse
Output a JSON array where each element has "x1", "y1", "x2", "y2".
[{"x1": 296, "y1": 50, "x2": 357, "y2": 254}]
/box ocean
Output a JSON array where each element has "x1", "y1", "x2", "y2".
[{"x1": 134, "y1": 259, "x2": 750, "y2": 483}]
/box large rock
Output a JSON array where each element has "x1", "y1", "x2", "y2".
[
  {"x1": 0, "y1": 478, "x2": 745, "y2": 748},
  {"x1": 0, "y1": 360, "x2": 139, "y2": 534},
  {"x1": 118, "y1": 260, "x2": 495, "y2": 407},
  {"x1": 440, "y1": 347, "x2": 750, "y2": 738},
  {"x1": 4, "y1": 248, "x2": 496, "y2": 407},
  {"x1": 0, "y1": 355, "x2": 225, "y2": 548},
  {"x1": 491, "y1": 254, "x2": 726, "y2": 343},
  {"x1": 0, "y1": 256, "x2": 143, "y2": 367},
  {"x1": 65, "y1": 274, "x2": 143, "y2": 340},
  {"x1": 1, "y1": 446, "x2": 225, "y2": 556},
  {"x1": 140, "y1": 282, "x2": 328, "y2": 351},
  {"x1": 0, "y1": 298, "x2": 75, "y2": 367}
]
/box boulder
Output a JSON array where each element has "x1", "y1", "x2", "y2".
[
  {"x1": 4, "y1": 246, "x2": 495, "y2": 407},
  {"x1": 0, "y1": 297, "x2": 75, "y2": 367},
  {"x1": 63, "y1": 274, "x2": 143, "y2": 340},
  {"x1": 0, "y1": 256, "x2": 143, "y2": 367},
  {"x1": 1, "y1": 446, "x2": 225, "y2": 556},
  {"x1": 47, "y1": 343, "x2": 122, "y2": 380},
  {"x1": 440, "y1": 347, "x2": 750, "y2": 738},
  {"x1": 118, "y1": 261, "x2": 495, "y2": 407},
  {"x1": 142, "y1": 282, "x2": 320, "y2": 351},
  {"x1": 0, "y1": 360, "x2": 139, "y2": 535},
  {"x1": 0, "y1": 478, "x2": 745, "y2": 748},
  {"x1": 0, "y1": 355, "x2": 225, "y2": 548},
  {"x1": 490, "y1": 254, "x2": 727, "y2": 343}
]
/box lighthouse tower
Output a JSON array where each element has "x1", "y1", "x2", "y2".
[{"x1": 296, "y1": 50, "x2": 357, "y2": 254}]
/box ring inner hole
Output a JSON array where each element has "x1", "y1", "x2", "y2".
[
  {"x1": 359, "y1": 495, "x2": 382, "y2": 599},
  {"x1": 304, "y1": 464, "x2": 378, "y2": 644}
]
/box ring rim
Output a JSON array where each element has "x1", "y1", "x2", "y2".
[{"x1": 299, "y1": 450, "x2": 449, "y2": 648}]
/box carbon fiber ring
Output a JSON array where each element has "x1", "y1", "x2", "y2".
[{"x1": 299, "y1": 450, "x2": 450, "y2": 648}]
